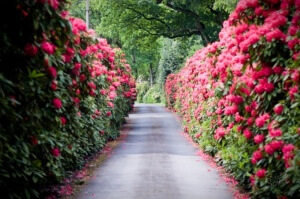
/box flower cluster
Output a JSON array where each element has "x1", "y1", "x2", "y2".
[
  {"x1": 0, "y1": 0, "x2": 136, "y2": 198},
  {"x1": 165, "y1": 0, "x2": 299, "y2": 197}
]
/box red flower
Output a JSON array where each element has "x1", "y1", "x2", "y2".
[
  {"x1": 243, "y1": 128, "x2": 252, "y2": 139},
  {"x1": 270, "y1": 140, "x2": 283, "y2": 151},
  {"x1": 289, "y1": 86, "x2": 298, "y2": 100},
  {"x1": 51, "y1": 148, "x2": 60, "y2": 157},
  {"x1": 79, "y1": 74, "x2": 86, "y2": 82},
  {"x1": 265, "y1": 144, "x2": 275, "y2": 155},
  {"x1": 48, "y1": 67, "x2": 57, "y2": 78},
  {"x1": 41, "y1": 41, "x2": 55, "y2": 54},
  {"x1": 282, "y1": 144, "x2": 295, "y2": 154},
  {"x1": 273, "y1": 66, "x2": 284, "y2": 74},
  {"x1": 269, "y1": 128, "x2": 282, "y2": 137},
  {"x1": 106, "y1": 111, "x2": 112, "y2": 117},
  {"x1": 24, "y1": 43, "x2": 38, "y2": 56},
  {"x1": 50, "y1": 81, "x2": 58, "y2": 90},
  {"x1": 255, "y1": 113, "x2": 270, "y2": 127},
  {"x1": 273, "y1": 104, "x2": 284, "y2": 115},
  {"x1": 256, "y1": 168, "x2": 266, "y2": 178},
  {"x1": 60, "y1": 117, "x2": 67, "y2": 125},
  {"x1": 254, "y1": 134, "x2": 265, "y2": 144},
  {"x1": 31, "y1": 136, "x2": 38, "y2": 145},
  {"x1": 107, "y1": 101, "x2": 114, "y2": 108},
  {"x1": 251, "y1": 150, "x2": 263, "y2": 164},
  {"x1": 53, "y1": 98, "x2": 62, "y2": 109},
  {"x1": 47, "y1": 0, "x2": 59, "y2": 10}
]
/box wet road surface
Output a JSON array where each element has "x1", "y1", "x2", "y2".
[{"x1": 75, "y1": 104, "x2": 233, "y2": 199}]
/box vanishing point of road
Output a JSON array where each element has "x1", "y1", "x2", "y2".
[{"x1": 75, "y1": 104, "x2": 233, "y2": 199}]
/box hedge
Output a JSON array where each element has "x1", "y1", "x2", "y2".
[
  {"x1": 0, "y1": 0, "x2": 136, "y2": 198},
  {"x1": 165, "y1": 0, "x2": 299, "y2": 198}
]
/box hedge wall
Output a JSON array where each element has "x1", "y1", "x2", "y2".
[
  {"x1": 165, "y1": 0, "x2": 299, "y2": 198},
  {"x1": 0, "y1": 0, "x2": 136, "y2": 198}
]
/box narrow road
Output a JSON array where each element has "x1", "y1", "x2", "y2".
[{"x1": 75, "y1": 104, "x2": 233, "y2": 199}]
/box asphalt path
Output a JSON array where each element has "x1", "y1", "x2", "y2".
[{"x1": 75, "y1": 104, "x2": 233, "y2": 199}]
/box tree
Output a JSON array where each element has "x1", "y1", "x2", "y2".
[{"x1": 94, "y1": 0, "x2": 231, "y2": 46}]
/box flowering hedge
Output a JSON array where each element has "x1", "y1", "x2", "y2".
[
  {"x1": 0, "y1": 0, "x2": 136, "y2": 198},
  {"x1": 165, "y1": 0, "x2": 299, "y2": 198}
]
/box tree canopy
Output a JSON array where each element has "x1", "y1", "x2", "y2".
[{"x1": 69, "y1": 0, "x2": 236, "y2": 89}]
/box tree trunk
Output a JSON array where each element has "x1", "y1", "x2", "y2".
[
  {"x1": 150, "y1": 63, "x2": 154, "y2": 87},
  {"x1": 131, "y1": 51, "x2": 138, "y2": 79},
  {"x1": 196, "y1": 22, "x2": 210, "y2": 45},
  {"x1": 86, "y1": 0, "x2": 90, "y2": 29}
]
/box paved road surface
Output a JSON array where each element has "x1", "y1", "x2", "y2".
[{"x1": 75, "y1": 104, "x2": 233, "y2": 199}]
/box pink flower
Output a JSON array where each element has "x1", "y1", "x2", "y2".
[
  {"x1": 254, "y1": 84, "x2": 265, "y2": 94},
  {"x1": 214, "y1": 127, "x2": 226, "y2": 140},
  {"x1": 195, "y1": 133, "x2": 201, "y2": 138},
  {"x1": 224, "y1": 105, "x2": 238, "y2": 115},
  {"x1": 266, "y1": 29, "x2": 286, "y2": 42},
  {"x1": 269, "y1": 128, "x2": 282, "y2": 137},
  {"x1": 60, "y1": 117, "x2": 67, "y2": 125},
  {"x1": 265, "y1": 144, "x2": 275, "y2": 155},
  {"x1": 282, "y1": 144, "x2": 295, "y2": 168},
  {"x1": 251, "y1": 150, "x2": 263, "y2": 164},
  {"x1": 106, "y1": 111, "x2": 112, "y2": 117},
  {"x1": 31, "y1": 136, "x2": 38, "y2": 145},
  {"x1": 51, "y1": 148, "x2": 60, "y2": 157},
  {"x1": 254, "y1": 134, "x2": 265, "y2": 144},
  {"x1": 50, "y1": 81, "x2": 58, "y2": 90},
  {"x1": 89, "y1": 90, "x2": 95, "y2": 96},
  {"x1": 47, "y1": 0, "x2": 59, "y2": 10},
  {"x1": 235, "y1": 113, "x2": 243, "y2": 122},
  {"x1": 282, "y1": 144, "x2": 295, "y2": 154},
  {"x1": 247, "y1": 117, "x2": 254, "y2": 126},
  {"x1": 288, "y1": 25, "x2": 298, "y2": 36},
  {"x1": 270, "y1": 140, "x2": 283, "y2": 151},
  {"x1": 107, "y1": 101, "x2": 114, "y2": 108},
  {"x1": 24, "y1": 43, "x2": 38, "y2": 56},
  {"x1": 88, "y1": 82, "x2": 96, "y2": 90},
  {"x1": 109, "y1": 91, "x2": 117, "y2": 100},
  {"x1": 53, "y1": 98, "x2": 62, "y2": 109},
  {"x1": 79, "y1": 74, "x2": 86, "y2": 82},
  {"x1": 264, "y1": 83, "x2": 274, "y2": 93},
  {"x1": 58, "y1": 184, "x2": 73, "y2": 196},
  {"x1": 243, "y1": 128, "x2": 252, "y2": 139},
  {"x1": 273, "y1": 66, "x2": 284, "y2": 74},
  {"x1": 72, "y1": 97, "x2": 80, "y2": 105},
  {"x1": 255, "y1": 113, "x2": 270, "y2": 127},
  {"x1": 48, "y1": 67, "x2": 57, "y2": 78},
  {"x1": 41, "y1": 41, "x2": 56, "y2": 54},
  {"x1": 273, "y1": 104, "x2": 284, "y2": 115},
  {"x1": 289, "y1": 86, "x2": 298, "y2": 100},
  {"x1": 256, "y1": 169, "x2": 266, "y2": 178}
]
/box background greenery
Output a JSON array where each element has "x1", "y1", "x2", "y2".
[{"x1": 69, "y1": 0, "x2": 236, "y2": 104}]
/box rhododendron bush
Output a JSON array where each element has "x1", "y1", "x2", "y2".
[
  {"x1": 165, "y1": 0, "x2": 299, "y2": 198},
  {"x1": 0, "y1": 0, "x2": 136, "y2": 198}
]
